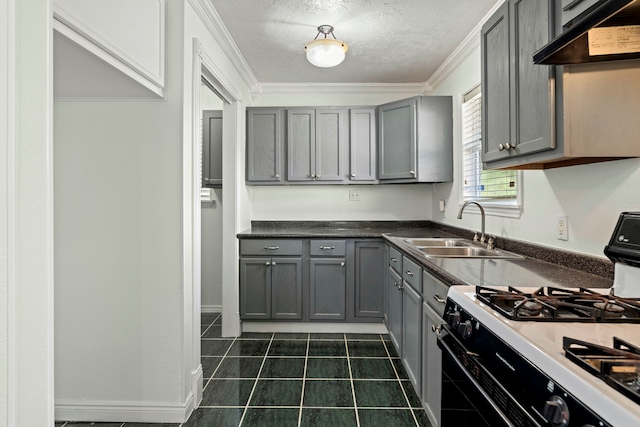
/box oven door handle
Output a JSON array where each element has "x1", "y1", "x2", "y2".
[{"x1": 437, "y1": 334, "x2": 516, "y2": 427}]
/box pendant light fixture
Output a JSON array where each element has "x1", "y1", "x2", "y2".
[{"x1": 304, "y1": 25, "x2": 349, "y2": 68}]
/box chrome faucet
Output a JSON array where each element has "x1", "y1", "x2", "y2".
[{"x1": 457, "y1": 201, "x2": 486, "y2": 244}]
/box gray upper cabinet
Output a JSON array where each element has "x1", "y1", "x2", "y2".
[
  {"x1": 246, "y1": 108, "x2": 284, "y2": 183},
  {"x1": 349, "y1": 108, "x2": 377, "y2": 182},
  {"x1": 202, "y1": 110, "x2": 222, "y2": 187},
  {"x1": 482, "y1": 0, "x2": 555, "y2": 164},
  {"x1": 287, "y1": 108, "x2": 346, "y2": 182},
  {"x1": 378, "y1": 96, "x2": 453, "y2": 183},
  {"x1": 353, "y1": 240, "x2": 385, "y2": 318}
]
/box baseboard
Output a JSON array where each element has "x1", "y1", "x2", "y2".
[
  {"x1": 201, "y1": 304, "x2": 222, "y2": 313},
  {"x1": 241, "y1": 322, "x2": 388, "y2": 334},
  {"x1": 55, "y1": 394, "x2": 195, "y2": 424}
]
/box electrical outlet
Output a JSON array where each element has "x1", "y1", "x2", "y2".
[
  {"x1": 349, "y1": 190, "x2": 360, "y2": 202},
  {"x1": 557, "y1": 215, "x2": 568, "y2": 240}
]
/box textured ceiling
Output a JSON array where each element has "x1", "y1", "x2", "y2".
[{"x1": 209, "y1": 0, "x2": 499, "y2": 84}]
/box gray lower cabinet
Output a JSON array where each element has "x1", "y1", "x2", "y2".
[
  {"x1": 422, "y1": 302, "x2": 443, "y2": 427},
  {"x1": 246, "y1": 108, "x2": 284, "y2": 183},
  {"x1": 377, "y1": 96, "x2": 453, "y2": 183},
  {"x1": 353, "y1": 240, "x2": 385, "y2": 318},
  {"x1": 401, "y1": 267, "x2": 423, "y2": 394},
  {"x1": 202, "y1": 110, "x2": 222, "y2": 187},
  {"x1": 387, "y1": 267, "x2": 403, "y2": 352},
  {"x1": 309, "y1": 258, "x2": 346, "y2": 320},
  {"x1": 239, "y1": 257, "x2": 302, "y2": 320}
]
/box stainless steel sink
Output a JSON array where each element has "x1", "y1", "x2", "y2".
[
  {"x1": 403, "y1": 238, "x2": 470, "y2": 247},
  {"x1": 417, "y1": 245, "x2": 522, "y2": 259}
]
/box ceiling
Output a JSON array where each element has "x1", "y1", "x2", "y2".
[{"x1": 209, "y1": 0, "x2": 499, "y2": 85}]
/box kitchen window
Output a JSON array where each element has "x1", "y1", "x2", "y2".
[{"x1": 461, "y1": 85, "x2": 521, "y2": 217}]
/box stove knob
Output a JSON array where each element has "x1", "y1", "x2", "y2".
[
  {"x1": 542, "y1": 396, "x2": 569, "y2": 426},
  {"x1": 448, "y1": 311, "x2": 461, "y2": 328},
  {"x1": 458, "y1": 320, "x2": 473, "y2": 339}
]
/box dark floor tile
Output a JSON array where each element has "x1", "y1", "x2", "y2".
[
  {"x1": 201, "y1": 326, "x2": 222, "y2": 338},
  {"x1": 303, "y1": 379, "x2": 354, "y2": 407},
  {"x1": 201, "y1": 339, "x2": 234, "y2": 356},
  {"x1": 268, "y1": 340, "x2": 308, "y2": 356},
  {"x1": 358, "y1": 408, "x2": 418, "y2": 427},
  {"x1": 274, "y1": 332, "x2": 308, "y2": 340},
  {"x1": 54, "y1": 423, "x2": 66, "y2": 427},
  {"x1": 201, "y1": 356, "x2": 222, "y2": 378},
  {"x1": 226, "y1": 339, "x2": 270, "y2": 356},
  {"x1": 241, "y1": 408, "x2": 299, "y2": 427},
  {"x1": 402, "y1": 380, "x2": 422, "y2": 407},
  {"x1": 201, "y1": 379, "x2": 254, "y2": 406},
  {"x1": 348, "y1": 340, "x2": 388, "y2": 357},
  {"x1": 353, "y1": 380, "x2": 409, "y2": 408},
  {"x1": 392, "y1": 358, "x2": 409, "y2": 379},
  {"x1": 239, "y1": 332, "x2": 273, "y2": 339},
  {"x1": 213, "y1": 316, "x2": 222, "y2": 325},
  {"x1": 182, "y1": 407, "x2": 243, "y2": 427},
  {"x1": 385, "y1": 340, "x2": 400, "y2": 358},
  {"x1": 307, "y1": 340, "x2": 346, "y2": 357},
  {"x1": 200, "y1": 325, "x2": 207, "y2": 335},
  {"x1": 414, "y1": 408, "x2": 434, "y2": 427},
  {"x1": 305, "y1": 357, "x2": 349, "y2": 379},
  {"x1": 213, "y1": 357, "x2": 263, "y2": 378},
  {"x1": 261, "y1": 357, "x2": 306, "y2": 378},
  {"x1": 346, "y1": 333, "x2": 382, "y2": 340},
  {"x1": 300, "y1": 408, "x2": 357, "y2": 427},
  {"x1": 382, "y1": 333, "x2": 391, "y2": 341},
  {"x1": 309, "y1": 333, "x2": 344, "y2": 340},
  {"x1": 350, "y1": 358, "x2": 397, "y2": 379},
  {"x1": 249, "y1": 379, "x2": 303, "y2": 406},
  {"x1": 124, "y1": 423, "x2": 180, "y2": 426},
  {"x1": 201, "y1": 314, "x2": 218, "y2": 326},
  {"x1": 62, "y1": 423, "x2": 122, "y2": 426}
]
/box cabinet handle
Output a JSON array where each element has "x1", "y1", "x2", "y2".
[
  {"x1": 320, "y1": 246, "x2": 335, "y2": 250},
  {"x1": 265, "y1": 262, "x2": 270, "y2": 266},
  {"x1": 510, "y1": 142, "x2": 516, "y2": 149},
  {"x1": 351, "y1": 173, "x2": 356, "y2": 178},
  {"x1": 405, "y1": 270, "x2": 414, "y2": 276},
  {"x1": 433, "y1": 294, "x2": 446, "y2": 304},
  {"x1": 310, "y1": 174, "x2": 316, "y2": 178},
  {"x1": 316, "y1": 174, "x2": 321, "y2": 179},
  {"x1": 272, "y1": 261, "x2": 276, "y2": 266},
  {"x1": 341, "y1": 262, "x2": 345, "y2": 267},
  {"x1": 398, "y1": 283, "x2": 404, "y2": 291},
  {"x1": 264, "y1": 246, "x2": 279, "y2": 250},
  {"x1": 391, "y1": 257, "x2": 397, "y2": 262},
  {"x1": 274, "y1": 174, "x2": 280, "y2": 178},
  {"x1": 393, "y1": 282, "x2": 398, "y2": 288},
  {"x1": 431, "y1": 324, "x2": 441, "y2": 334},
  {"x1": 409, "y1": 170, "x2": 415, "y2": 176},
  {"x1": 204, "y1": 177, "x2": 209, "y2": 182}
]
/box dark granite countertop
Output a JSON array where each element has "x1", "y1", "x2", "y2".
[{"x1": 237, "y1": 221, "x2": 614, "y2": 290}]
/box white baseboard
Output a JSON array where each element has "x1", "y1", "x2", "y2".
[
  {"x1": 201, "y1": 304, "x2": 222, "y2": 313},
  {"x1": 241, "y1": 322, "x2": 388, "y2": 334},
  {"x1": 55, "y1": 394, "x2": 195, "y2": 424}
]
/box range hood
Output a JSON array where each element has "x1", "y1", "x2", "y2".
[{"x1": 534, "y1": 0, "x2": 640, "y2": 64}]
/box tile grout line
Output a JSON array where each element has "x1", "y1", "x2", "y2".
[
  {"x1": 381, "y1": 336, "x2": 421, "y2": 427},
  {"x1": 237, "y1": 332, "x2": 274, "y2": 427},
  {"x1": 345, "y1": 334, "x2": 361, "y2": 427},
  {"x1": 297, "y1": 334, "x2": 310, "y2": 427}
]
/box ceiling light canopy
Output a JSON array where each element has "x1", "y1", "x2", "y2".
[{"x1": 305, "y1": 25, "x2": 349, "y2": 68}]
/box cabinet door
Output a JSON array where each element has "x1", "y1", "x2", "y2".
[
  {"x1": 402, "y1": 281, "x2": 422, "y2": 394},
  {"x1": 349, "y1": 108, "x2": 377, "y2": 182},
  {"x1": 387, "y1": 267, "x2": 403, "y2": 353},
  {"x1": 422, "y1": 303, "x2": 442, "y2": 427},
  {"x1": 271, "y1": 257, "x2": 303, "y2": 320},
  {"x1": 354, "y1": 241, "x2": 385, "y2": 318},
  {"x1": 378, "y1": 99, "x2": 417, "y2": 180},
  {"x1": 246, "y1": 108, "x2": 283, "y2": 183},
  {"x1": 510, "y1": 0, "x2": 554, "y2": 156},
  {"x1": 481, "y1": 1, "x2": 511, "y2": 163},
  {"x1": 309, "y1": 258, "x2": 346, "y2": 320},
  {"x1": 287, "y1": 109, "x2": 316, "y2": 181},
  {"x1": 202, "y1": 110, "x2": 222, "y2": 187},
  {"x1": 239, "y1": 258, "x2": 271, "y2": 319},
  {"x1": 315, "y1": 109, "x2": 345, "y2": 182}
]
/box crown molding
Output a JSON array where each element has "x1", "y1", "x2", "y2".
[
  {"x1": 427, "y1": 0, "x2": 506, "y2": 90},
  {"x1": 188, "y1": 0, "x2": 260, "y2": 93},
  {"x1": 254, "y1": 82, "x2": 428, "y2": 96}
]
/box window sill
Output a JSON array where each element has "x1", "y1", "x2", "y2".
[{"x1": 458, "y1": 199, "x2": 522, "y2": 219}]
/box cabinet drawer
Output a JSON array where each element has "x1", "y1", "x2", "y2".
[
  {"x1": 423, "y1": 271, "x2": 449, "y2": 317},
  {"x1": 402, "y1": 256, "x2": 422, "y2": 292},
  {"x1": 389, "y1": 246, "x2": 402, "y2": 273},
  {"x1": 310, "y1": 240, "x2": 347, "y2": 256},
  {"x1": 240, "y1": 239, "x2": 303, "y2": 256}
]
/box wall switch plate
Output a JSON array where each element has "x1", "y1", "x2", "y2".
[
  {"x1": 349, "y1": 190, "x2": 360, "y2": 202},
  {"x1": 439, "y1": 200, "x2": 446, "y2": 212},
  {"x1": 557, "y1": 215, "x2": 568, "y2": 240}
]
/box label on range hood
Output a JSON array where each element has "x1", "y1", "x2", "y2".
[{"x1": 588, "y1": 25, "x2": 640, "y2": 55}]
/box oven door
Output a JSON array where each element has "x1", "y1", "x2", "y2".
[{"x1": 437, "y1": 325, "x2": 542, "y2": 427}]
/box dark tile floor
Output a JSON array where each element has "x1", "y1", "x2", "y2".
[{"x1": 56, "y1": 313, "x2": 431, "y2": 427}]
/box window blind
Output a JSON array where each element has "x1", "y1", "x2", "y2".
[{"x1": 462, "y1": 86, "x2": 517, "y2": 201}]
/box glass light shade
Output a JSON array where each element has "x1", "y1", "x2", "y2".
[{"x1": 305, "y1": 39, "x2": 349, "y2": 68}]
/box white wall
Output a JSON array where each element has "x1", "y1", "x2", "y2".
[{"x1": 431, "y1": 45, "x2": 640, "y2": 258}]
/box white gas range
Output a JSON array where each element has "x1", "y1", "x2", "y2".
[{"x1": 438, "y1": 212, "x2": 640, "y2": 427}]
